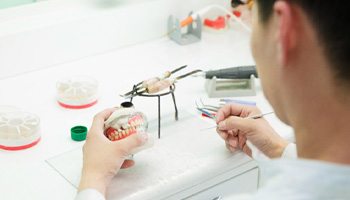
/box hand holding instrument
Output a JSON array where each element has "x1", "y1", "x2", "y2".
[{"x1": 201, "y1": 111, "x2": 274, "y2": 130}]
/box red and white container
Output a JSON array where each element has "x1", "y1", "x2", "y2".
[
  {"x1": 0, "y1": 106, "x2": 41, "y2": 151},
  {"x1": 56, "y1": 76, "x2": 98, "y2": 109}
]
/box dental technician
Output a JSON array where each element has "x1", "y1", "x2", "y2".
[{"x1": 76, "y1": 0, "x2": 350, "y2": 199}]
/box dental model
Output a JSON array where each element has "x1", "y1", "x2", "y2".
[
  {"x1": 104, "y1": 102, "x2": 152, "y2": 155},
  {"x1": 105, "y1": 107, "x2": 147, "y2": 141}
]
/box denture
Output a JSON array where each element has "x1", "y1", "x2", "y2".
[{"x1": 104, "y1": 104, "x2": 147, "y2": 142}]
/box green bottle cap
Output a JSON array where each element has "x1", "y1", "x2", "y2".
[{"x1": 71, "y1": 126, "x2": 88, "y2": 141}]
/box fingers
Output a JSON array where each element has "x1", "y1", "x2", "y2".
[
  {"x1": 238, "y1": 133, "x2": 246, "y2": 149},
  {"x1": 115, "y1": 132, "x2": 148, "y2": 154},
  {"x1": 90, "y1": 108, "x2": 117, "y2": 135},
  {"x1": 224, "y1": 133, "x2": 252, "y2": 157},
  {"x1": 216, "y1": 103, "x2": 245, "y2": 123},
  {"x1": 217, "y1": 129, "x2": 228, "y2": 140},
  {"x1": 216, "y1": 103, "x2": 260, "y2": 122},
  {"x1": 217, "y1": 128, "x2": 239, "y2": 141},
  {"x1": 227, "y1": 134, "x2": 238, "y2": 147},
  {"x1": 242, "y1": 143, "x2": 252, "y2": 157},
  {"x1": 225, "y1": 134, "x2": 239, "y2": 152},
  {"x1": 218, "y1": 116, "x2": 254, "y2": 134},
  {"x1": 93, "y1": 108, "x2": 117, "y2": 126},
  {"x1": 226, "y1": 142, "x2": 237, "y2": 152}
]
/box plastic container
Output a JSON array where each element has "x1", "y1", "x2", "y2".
[
  {"x1": 56, "y1": 76, "x2": 98, "y2": 109},
  {"x1": 0, "y1": 107, "x2": 41, "y2": 151}
]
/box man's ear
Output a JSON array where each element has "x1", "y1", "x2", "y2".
[{"x1": 274, "y1": 1, "x2": 297, "y2": 67}]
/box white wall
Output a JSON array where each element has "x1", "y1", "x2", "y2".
[{"x1": 0, "y1": 0, "x2": 229, "y2": 79}]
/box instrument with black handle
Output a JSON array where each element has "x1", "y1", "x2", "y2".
[{"x1": 205, "y1": 65, "x2": 258, "y2": 79}]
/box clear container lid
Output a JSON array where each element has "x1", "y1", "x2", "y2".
[{"x1": 0, "y1": 105, "x2": 20, "y2": 113}]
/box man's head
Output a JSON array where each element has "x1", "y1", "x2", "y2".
[{"x1": 251, "y1": 0, "x2": 350, "y2": 125}]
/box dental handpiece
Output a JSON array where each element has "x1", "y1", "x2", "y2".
[{"x1": 205, "y1": 65, "x2": 258, "y2": 79}]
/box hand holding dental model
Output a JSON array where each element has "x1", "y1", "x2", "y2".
[
  {"x1": 104, "y1": 107, "x2": 147, "y2": 143},
  {"x1": 104, "y1": 103, "x2": 152, "y2": 156},
  {"x1": 216, "y1": 104, "x2": 288, "y2": 158},
  {"x1": 78, "y1": 108, "x2": 148, "y2": 196}
]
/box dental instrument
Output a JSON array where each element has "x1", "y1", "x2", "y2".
[
  {"x1": 195, "y1": 98, "x2": 257, "y2": 120},
  {"x1": 201, "y1": 111, "x2": 274, "y2": 130},
  {"x1": 190, "y1": 66, "x2": 258, "y2": 97},
  {"x1": 201, "y1": 66, "x2": 258, "y2": 79}
]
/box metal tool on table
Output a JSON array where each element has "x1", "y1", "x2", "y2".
[
  {"x1": 196, "y1": 105, "x2": 217, "y2": 120},
  {"x1": 195, "y1": 65, "x2": 258, "y2": 97},
  {"x1": 121, "y1": 66, "x2": 202, "y2": 99},
  {"x1": 120, "y1": 65, "x2": 201, "y2": 138},
  {"x1": 196, "y1": 99, "x2": 221, "y2": 112},
  {"x1": 195, "y1": 99, "x2": 220, "y2": 120}
]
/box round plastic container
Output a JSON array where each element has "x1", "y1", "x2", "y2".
[
  {"x1": 0, "y1": 105, "x2": 20, "y2": 113},
  {"x1": 56, "y1": 76, "x2": 98, "y2": 109},
  {"x1": 0, "y1": 108, "x2": 41, "y2": 151}
]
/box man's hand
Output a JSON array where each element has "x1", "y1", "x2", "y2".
[
  {"x1": 78, "y1": 108, "x2": 148, "y2": 196},
  {"x1": 216, "y1": 104, "x2": 288, "y2": 158}
]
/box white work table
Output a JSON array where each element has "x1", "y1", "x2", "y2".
[{"x1": 0, "y1": 30, "x2": 292, "y2": 200}]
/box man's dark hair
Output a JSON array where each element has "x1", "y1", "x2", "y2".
[{"x1": 256, "y1": 0, "x2": 350, "y2": 85}]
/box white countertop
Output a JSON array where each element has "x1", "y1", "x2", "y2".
[{"x1": 0, "y1": 29, "x2": 293, "y2": 200}]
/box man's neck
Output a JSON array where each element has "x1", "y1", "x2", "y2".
[{"x1": 294, "y1": 101, "x2": 350, "y2": 165}]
